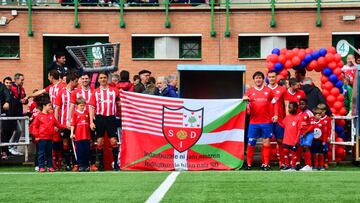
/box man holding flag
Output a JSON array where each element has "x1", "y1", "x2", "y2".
[{"x1": 243, "y1": 71, "x2": 278, "y2": 171}]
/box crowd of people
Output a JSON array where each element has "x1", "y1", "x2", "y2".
[
  {"x1": 0, "y1": 53, "x2": 178, "y2": 172},
  {"x1": 243, "y1": 54, "x2": 357, "y2": 171},
  {"x1": 0, "y1": 52, "x2": 357, "y2": 172}
]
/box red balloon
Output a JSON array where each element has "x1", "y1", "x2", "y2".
[
  {"x1": 280, "y1": 48, "x2": 287, "y2": 55},
  {"x1": 321, "y1": 84, "x2": 325, "y2": 89},
  {"x1": 267, "y1": 62, "x2": 274, "y2": 70},
  {"x1": 305, "y1": 48, "x2": 313, "y2": 54},
  {"x1": 338, "y1": 74, "x2": 344, "y2": 81},
  {"x1": 330, "y1": 87, "x2": 340, "y2": 97},
  {"x1": 322, "y1": 89, "x2": 330, "y2": 97},
  {"x1": 321, "y1": 75, "x2": 329, "y2": 83},
  {"x1": 280, "y1": 69, "x2": 288, "y2": 77},
  {"x1": 278, "y1": 54, "x2": 286, "y2": 64},
  {"x1": 336, "y1": 119, "x2": 345, "y2": 126},
  {"x1": 333, "y1": 68, "x2": 342, "y2": 76},
  {"x1": 269, "y1": 54, "x2": 279, "y2": 63},
  {"x1": 339, "y1": 107, "x2": 347, "y2": 115},
  {"x1": 285, "y1": 60, "x2": 293, "y2": 69},
  {"x1": 292, "y1": 56, "x2": 301, "y2": 66},
  {"x1": 325, "y1": 53, "x2": 334, "y2": 63},
  {"x1": 298, "y1": 49, "x2": 306, "y2": 60},
  {"x1": 327, "y1": 47, "x2": 337, "y2": 54},
  {"x1": 286, "y1": 51, "x2": 294, "y2": 60},
  {"x1": 337, "y1": 61, "x2": 344, "y2": 68},
  {"x1": 317, "y1": 57, "x2": 327, "y2": 68},
  {"x1": 292, "y1": 48, "x2": 299, "y2": 54},
  {"x1": 337, "y1": 94, "x2": 345, "y2": 102},
  {"x1": 333, "y1": 101, "x2": 343, "y2": 110},
  {"x1": 308, "y1": 61, "x2": 319, "y2": 72},
  {"x1": 328, "y1": 62, "x2": 337, "y2": 70},
  {"x1": 324, "y1": 81, "x2": 333, "y2": 90},
  {"x1": 327, "y1": 95, "x2": 336, "y2": 105},
  {"x1": 331, "y1": 108, "x2": 337, "y2": 114},
  {"x1": 334, "y1": 54, "x2": 342, "y2": 62}
]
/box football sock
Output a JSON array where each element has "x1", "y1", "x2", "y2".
[
  {"x1": 262, "y1": 145, "x2": 271, "y2": 166},
  {"x1": 313, "y1": 154, "x2": 319, "y2": 168},
  {"x1": 246, "y1": 145, "x2": 255, "y2": 166},
  {"x1": 304, "y1": 150, "x2": 312, "y2": 166},
  {"x1": 278, "y1": 144, "x2": 284, "y2": 166},
  {"x1": 112, "y1": 147, "x2": 119, "y2": 165},
  {"x1": 319, "y1": 154, "x2": 325, "y2": 168},
  {"x1": 283, "y1": 147, "x2": 290, "y2": 166},
  {"x1": 290, "y1": 150, "x2": 297, "y2": 168}
]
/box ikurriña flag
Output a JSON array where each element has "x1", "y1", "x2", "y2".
[{"x1": 120, "y1": 90, "x2": 245, "y2": 171}]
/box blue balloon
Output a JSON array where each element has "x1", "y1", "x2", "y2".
[
  {"x1": 335, "y1": 125, "x2": 344, "y2": 134},
  {"x1": 322, "y1": 68, "x2": 332, "y2": 76},
  {"x1": 335, "y1": 80, "x2": 344, "y2": 89},
  {"x1": 319, "y1": 48, "x2": 327, "y2": 57},
  {"x1": 265, "y1": 76, "x2": 269, "y2": 84},
  {"x1": 339, "y1": 88, "x2": 343, "y2": 94},
  {"x1": 304, "y1": 54, "x2": 313, "y2": 63},
  {"x1": 274, "y1": 62, "x2": 283, "y2": 73},
  {"x1": 329, "y1": 74, "x2": 338, "y2": 83},
  {"x1": 300, "y1": 61, "x2": 307, "y2": 68},
  {"x1": 312, "y1": 51, "x2": 320, "y2": 60},
  {"x1": 272, "y1": 48, "x2": 281, "y2": 55},
  {"x1": 338, "y1": 132, "x2": 347, "y2": 139}
]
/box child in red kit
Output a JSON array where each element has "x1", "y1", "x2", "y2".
[
  {"x1": 32, "y1": 98, "x2": 67, "y2": 172},
  {"x1": 70, "y1": 98, "x2": 91, "y2": 172},
  {"x1": 311, "y1": 108, "x2": 328, "y2": 171},
  {"x1": 280, "y1": 102, "x2": 300, "y2": 171},
  {"x1": 317, "y1": 103, "x2": 332, "y2": 169}
]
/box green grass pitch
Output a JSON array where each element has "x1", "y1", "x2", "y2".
[{"x1": 0, "y1": 166, "x2": 360, "y2": 202}]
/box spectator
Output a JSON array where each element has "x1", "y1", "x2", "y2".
[
  {"x1": 295, "y1": 69, "x2": 306, "y2": 83},
  {"x1": 143, "y1": 76, "x2": 157, "y2": 95},
  {"x1": 134, "y1": 69, "x2": 151, "y2": 93},
  {"x1": 0, "y1": 79, "x2": 11, "y2": 114},
  {"x1": 342, "y1": 74, "x2": 352, "y2": 116},
  {"x1": 48, "y1": 52, "x2": 68, "y2": 78},
  {"x1": 109, "y1": 73, "x2": 120, "y2": 88},
  {"x1": 155, "y1": 76, "x2": 177, "y2": 97},
  {"x1": 8, "y1": 73, "x2": 27, "y2": 156},
  {"x1": 1, "y1": 77, "x2": 13, "y2": 159},
  {"x1": 167, "y1": 74, "x2": 178, "y2": 97},
  {"x1": 133, "y1": 75, "x2": 140, "y2": 84},
  {"x1": 342, "y1": 54, "x2": 357, "y2": 85},
  {"x1": 301, "y1": 77, "x2": 331, "y2": 116},
  {"x1": 117, "y1": 70, "x2": 134, "y2": 92}
]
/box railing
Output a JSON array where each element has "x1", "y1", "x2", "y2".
[
  {"x1": 0, "y1": 116, "x2": 31, "y2": 162},
  {"x1": 0, "y1": 0, "x2": 358, "y2": 37}
]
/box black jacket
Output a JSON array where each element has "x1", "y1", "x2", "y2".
[
  {"x1": 0, "y1": 82, "x2": 11, "y2": 113},
  {"x1": 302, "y1": 84, "x2": 331, "y2": 116}
]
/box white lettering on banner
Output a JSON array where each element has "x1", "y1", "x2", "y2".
[
  {"x1": 190, "y1": 131, "x2": 197, "y2": 139},
  {"x1": 168, "y1": 130, "x2": 173, "y2": 137}
]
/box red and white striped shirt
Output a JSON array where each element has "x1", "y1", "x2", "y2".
[
  {"x1": 55, "y1": 88, "x2": 72, "y2": 125},
  {"x1": 90, "y1": 86, "x2": 120, "y2": 116},
  {"x1": 70, "y1": 86, "x2": 93, "y2": 111},
  {"x1": 45, "y1": 81, "x2": 65, "y2": 107}
]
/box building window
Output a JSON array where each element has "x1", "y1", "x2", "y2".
[
  {"x1": 286, "y1": 36, "x2": 308, "y2": 49},
  {"x1": 179, "y1": 37, "x2": 201, "y2": 58},
  {"x1": 132, "y1": 37, "x2": 155, "y2": 58},
  {"x1": 238, "y1": 37, "x2": 260, "y2": 58},
  {"x1": 0, "y1": 36, "x2": 20, "y2": 58}
]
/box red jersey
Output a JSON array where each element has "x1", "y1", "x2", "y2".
[
  {"x1": 268, "y1": 84, "x2": 286, "y2": 122},
  {"x1": 45, "y1": 81, "x2": 65, "y2": 107},
  {"x1": 90, "y1": 86, "x2": 120, "y2": 116},
  {"x1": 70, "y1": 87, "x2": 93, "y2": 111},
  {"x1": 55, "y1": 88, "x2": 72, "y2": 125},
  {"x1": 313, "y1": 120, "x2": 327, "y2": 143},
  {"x1": 321, "y1": 115, "x2": 332, "y2": 141},
  {"x1": 298, "y1": 109, "x2": 315, "y2": 135},
  {"x1": 32, "y1": 112, "x2": 66, "y2": 140},
  {"x1": 284, "y1": 89, "x2": 306, "y2": 103},
  {"x1": 282, "y1": 114, "x2": 300, "y2": 146},
  {"x1": 71, "y1": 110, "x2": 91, "y2": 141},
  {"x1": 245, "y1": 86, "x2": 277, "y2": 124}
]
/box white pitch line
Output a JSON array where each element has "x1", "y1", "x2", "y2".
[{"x1": 145, "y1": 172, "x2": 180, "y2": 203}]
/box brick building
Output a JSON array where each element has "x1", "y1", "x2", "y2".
[{"x1": 0, "y1": 1, "x2": 359, "y2": 94}]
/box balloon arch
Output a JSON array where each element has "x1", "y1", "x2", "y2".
[{"x1": 266, "y1": 47, "x2": 346, "y2": 160}]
